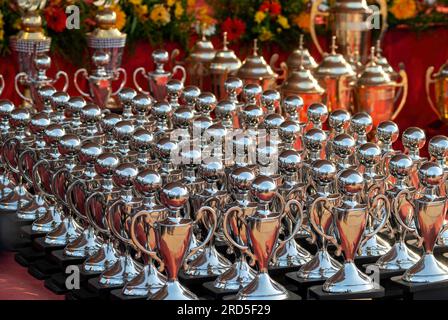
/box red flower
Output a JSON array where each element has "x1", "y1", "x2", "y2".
[
  {"x1": 259, "y1": 1, "x2": 271, "y2": 12},
  {"x1": 221, "y1": 17, "x2": 246, "y2": 41},
  {"x1": 270, "y1": 2, "x2": 282, "y2": 15},
  {"x1": 44, "y1": 6, "x2": 67, "y2": 33}
]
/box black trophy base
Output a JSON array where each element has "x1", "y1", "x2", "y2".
[
  {"x1": 284, "y1": 271, "x2": 325, "y2": 298},
  {"x1": 20, "y1": 225, "x2": 46, "y2": 240},
  {"x1": 14, "y1": 247, "x2": 45, "y2": 267},
  {"x1": 33, "y1": 237, "x2": 65, "y2": 254},
  {"x1": 390, "y1": 276, "x2": 448, "y2": 300},
  {"x1": 79, "y1": 265, "x2": 102, "y2": 283},
  {"x1": 202, "y1": 281, "x2": 239, "y2": 300},
  {"x1": 178, "y1": 270, "x2": 219, "y2": 285},
  {"x1": 44, "y1": 273, "x2": 70, "y2": 295},
  {"x1": 308, "y1": 285, "x2": 385, "y2": 300},
  {"x1": 354, "y1": 255, "x2": 380, "y2": 268},
  {"x1": 110, "y1": 289, "x2": 148, "y2": 301},
  {"x1": 66, "y1": 287, "x2": 99, "y2": 301},
  {"x1": 222, "y1": 290, "x2": 302, "y2": 301},
  {"x1": 50, "y1": 249, "x2": 86, "y2": 269},
  {"x1": 362, "y1": 264, "x2": 406, "y2": 299},
  {"x1": 87, "y1": 277, "x2": 123, "y2": 299},
  {"x1": 28, "y1": 259, "x2": 60, "y2": 280}
]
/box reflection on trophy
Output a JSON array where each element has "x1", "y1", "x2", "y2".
[
  {"x1": 426, "y1": 58, "x2": 448, "y2": 124},
  {"x1": 310, "y1": 0, "x2": 388, "y2": 63},
  {"x1": 133, "y1": 49, "x2": 186, "y2": 102},
  {"x1": 74, "y1": 51, "x2": 126, "y2": 110}
]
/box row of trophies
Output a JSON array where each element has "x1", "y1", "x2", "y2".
[{"x1": 2, "y1": 73, "x2": 448, "y2": 299}]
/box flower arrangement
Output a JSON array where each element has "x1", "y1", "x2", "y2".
[{"x1": 387, "y1": 0, "x2": 448, "y2": 30}]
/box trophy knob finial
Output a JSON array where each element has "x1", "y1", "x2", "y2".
[
  {"x1": 251, "y1": 175, "x2": 277, "y2": 203},
  {"x1": 173, "y1": 107, "x2": 194, "y2": 128},
  {"x1": 200, "y1": 160, "x2": 224, "y2": 182},
  {"x1": 196, "y1": 92, "x2": 217, "y2": 115},
  {"x1": 95, "y1": 152, "x2": 120, "y2": 177},
  {"x1": 256, "y1": 142, "x2": 278, "y2": 166},
  {"x1": 67, "y1": 97, "x2": 87, "y2": 114},
  {"x1": 279, "y1": 149, "x2": 301, "y2": 173},
  {"x1": 332, "y1": 133, "x2": 356, "y2": 158},
  {"x1": 312, "y1": 159, "x2": 337, "y2": 185},
  {"x1": 161, "y1": 181, "x2": 189, "y2": 210},
  {"x1": 307, "y1": 103, "x2": 329, "y2": 125},
  {"x1": 155, "y1": 137, "x2": 178, "y2": 160},
  {"x1": 37, "y1": 85, "x2": 56, "y2": 102},
  {"x1": 34, "y1": 53, "x2": 51, "y2": 71},
  {"x1": 51, "y1": 91, "x2": 70, "y2": 109},
  {"x1": 92, "y1": 51, "x2": 110, "y2": 68},
  {"x1": 180, "y1": 146, "x2": 201, "y2": 168},
  {"x1": 192, "y1": 116, "x2": 213, "y2": 134},
  {"x1": 100, "y1": 113, "x2": 122, "y2": 133},
  {"x1": 264, "y1": 113, "x2": 285, "y2": 132},
  {"x1": 357, "y1": 142, "x2": 381, "y2": 167},
  {"x1": 81, "y1": 103, "x2": 102, "y2": 123},
  {"x1": 216, "y1": 100, "x2": 236, "y2": 120},
  {"x1": 224, "y1": 77, "x2": 243, "y2": 94},
  {"x1": 113, "y1": 163, "x2": 139, "y2": 188},
  {"x1": 113, "y1": 120, "x2": 136, "y2": 141},
  {"x1": 279, "y1": 120, "x2": 301, "y2": 144},
  {"x1": 58, "y1": 134, "x2": 81, "y2": 156},
  {"x1": 182, "y1": 85, "x2": 201, "y2": 107},
  {"x1": 118, "y1": 88, "x2": 137, "y2": 104},
  {"x1": 350, "y1": 112, "x2": 373, "y2": 135},
  {"x1": 304, "y1": 128, "x2": 327, "y2": 152},
  {"x1": 377, "y1": 120, "x2": 399, "y2": 144},
  {"x1": 389, "y1": 154, "x2": 413, "y2": 179},
  {"x1": 152, "y1": 49, "x2": 169, "y2": 65},
  {"x1": 230, "y1": 167, "x2": 255, "y2": 191},
  {"x1": 30, "y1": 112, "x2": 51, "y2": 135},
  {"x1": 329, "y1": 110, "x2": 351, "y2": 132},
  {"x1": 0, "y1": 100, "x2": 14, "y2": 117},
  {"x1": 166, "y1": 79, "x2": 184, "y2": 96},
  {"x1": 283, "y1": 95, "x2": 304, "y2": 117},
  {"x1": 132, "y1": 128, "x2": 154, "y2": 150},
  {"x1": 206, "y1": 122, "x2": 227, "y2": 144},
  {"x1": 242, "y1": 104, "x2": 263, "y2": 128},
  {"x1": 338, "y1": 169, "x2": 364, "y2": 195},
  {"x1": 402, "y1": 127, "x2": 426, "y2": 151},
  {"x1": 135, "y1": 169, "x2": 163, "y2": 196},
  {"x1": 242, "y1": 83, "x2": 262, "y2": 103},
  {"x1": 261, "y1": 89, "x2": 281, "y2": 112},
  {"x1": 79, "y1": 141, "x2": 103, "y2": 164},
  {"x1": 132, "y1": 94, "x2": 154, "y2": 114},
  {"x1": 152, "y1": 101, "x2": 173, "y2": 120},
  {"x1": 429, "y1": 135, "x2": 448, "y2": 160},
  {"x1": 44, "y1": 124, "x2": 66, "y2": 146},
  {"x1": 418, "y1": 161, "x2": 443, "y2": 187},
  {"x1": 10, "y1": 108, "x2": 31, "y2": 128}
]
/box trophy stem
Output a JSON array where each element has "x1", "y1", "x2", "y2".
[
  {"x1": 82, "y1": 239, "x2": 119, "y2": 273},
  {"x1": 214, "y1": 255, "x2": 257, "y2": 290},
  {"x1": 323, "y1": 261, "x2": 377, "y2": 293},
  {"x1": 402, "y1": 253, "x2": 448, "y2": 283},
  {"x1": 150, "y1": 279, "x2": 198, "y2": 300},
  {"x1": 236, "y1": 271, "x2": 290, "y2": 300},
  {"x1": 297, "y1": 248, "x2": 342, "y2": 280},
  {"x1": 31, "y1": 205, "x2": 62, "y2": 233},
  {"x1": 375, "y1": 240, "x2": 420, "y2": 271},
  {"x1": 123, "y1": 262, "x2": 166, "y2": 296},
  {"x1": 64, "y1": 225, "x2": 103, "y2": 258},
  {"x1": 16, "y1": 193, "x2": 47, "y2": 221}
]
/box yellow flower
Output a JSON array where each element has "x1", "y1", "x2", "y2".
[
  {"x1": 135, "y1": 4, "x2": 149, "y2": 21},
  {"x1": 390, "y1": 0, "x2": 418, "y2": 20},
  {"x1": 111, "y1": 5, "x2": 126, "y2": 30},
  {"x1": 254, "y1": 11, "x2": 266, "y2": 24},
  {"x1": 294, "y1": 12, "x2": 310, "y2": 32},
  {"x1": 259, "y1": 27, "x2": 273, "y2": 42},
  {"x1": 150, "y1": 4, "x2": 171, "y2": 25},
  {"x1": 277, "y1": 15, "x2": 290, "y2": 29},
  {"x1": 129, "y1": 0, "x2": 142, "y2": 5},
  {"x1": 174, "y1": 2, "x2": 184, "y2": 18},
  {"x1": 167, "y1": 0, "x2": 176, "y2": 7},
  {"x1": 187, "y1": 0, "x2": 196, "y2": 7},
  {"x1": 0, "y1": 30, "x2": 4, "y2": 41}
]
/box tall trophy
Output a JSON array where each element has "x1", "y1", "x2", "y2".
[
  {"x1": 426, "y1": 58, "x2": 448, "y2": 125},
  {"x1": 10, "y1": 0, "x2": 51, "y2": 108},
  {"x1": 310, "y1": 0, "x2": 388, "y2": 63}
]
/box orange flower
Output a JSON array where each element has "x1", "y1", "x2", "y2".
[
  {"x1": 390, "y1": 0, "x2": 418, "y2": 20},
  {"x1": 294, "y1": 12, "x2": 310, "y2": 32},
  {"x1": 112, "y1": 5, "x2": 126, "y2": 30}
]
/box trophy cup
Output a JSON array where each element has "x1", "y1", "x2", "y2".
[
  {"x1": 10, "y1": 0, "x2": 51, "y2": 108},
  {"x1": 314, "y1": 37, "x2": 356, "y2": 113},
  {"x1": 375, "y1": 154, "x2": 420, "y2": 270},
  {"x1": 425, "y1": 58, "x2": 448, "y2": 124},
  {"x1": 223, "y1": 176, "x2": 303, "y2": 300},
  {"x1": 210, "y1": 32, "x2": 242, "y2": 100},
  {"x1": 310, "y1": 169, "x2": 389, "y2": 293},
  {"x1": 133, "y1": 49, "x2": 186, "y2": 102},
  {"x1": 296, "y1": 160, "x2": 341, "y2": 280},
  {"x1": 0, "y1": 101, "x2": 16, "y2": 202},
  {"x1": 310, "y1": 0, "x2": 388, "y2": 63},
  {"x1": 15, "y1": 53, "x2": 69, "y2": 112},
  {"x1": 394, "y1": 162, "x2": 448, "y2": 283},
  {"x1": 353, "y1": 47, "x2": 408, "y2": 126},
  {"x1": 130, "y1": 182, "x2": 217, "y2": 300},
  {"x1": 74, "y1": 51, "x2": 126, "y2": 110},
  {"x1": 302, "y1": 128, "x2": 327, "y2": 184}
]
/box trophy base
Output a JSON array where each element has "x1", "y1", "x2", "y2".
[
  {"x1": 50, "y1": 249, "x2": 86, "y2": 269},
  {"x1": 87, "y1": 277, "x2": 123, "y2": 299},
  {"x1": 28, "y1": 258, "x2": 60, "y2": 280},
  {"x1": 44, "y1": 272, "x2": 71, "y2": 295},
  {"x1": 402, "y1": 253, "x2": 448, "y2": 283},
  {"x1": 308, "y1": 284, "x2": 385, "y2": 300},
  {"x1": 270, "y1": 238, "x2": 312, "y2": 268},
  {"x1": 358, "y1": 234, "x2": 391, "y2": 258},
  {"x1": 391, "y1": 275, "x2": 448, "y2": 299},
  {"x1": 31, "y1": 206, "x2": 63, "y2": 234},
  {"x1": 296, "y1": 249, "x2": 342, "y2": 281},
  {"x1": 33, "y1": 236, "x2": 65, "y2": 253},
  {"x1": 0, "y1": 184, "x2": 33, "y2": 213},
  {"x1": 82, "y1": 241, "x2": 119, "y2": 274},
  {"x1": 223, "y1": 290, "x2": 302, "y2": 301},
  {"x1": 110, "y1": 289, "x2": 148, "y2": 301},
  {"x1": 184, "y1": 245, "x2": 232, "y2": 277},
  {"x1": 43, "y1": 216, "x2": 82, "y2": 246},
  {"x1": 285, "y1": 271, "x2": 326, "y2": 298},
  {"x1": 375, "y1": 241, "x2": 420, "y2": 271},
  {"x1": 323, "y1": 261, "x2": 378, "y2": 293},
  {"x1": 66, "y1": 287, "x2": 99, "y2": 301},
  {"x1": 98, "y1": 254, "x2": 141, "y2": 287},
  {"x1": 122, "y1": 263, "x2": 166, "y2": 296},
  {"x1": 14, "y1": 246, "x2": 45, "y2": 267},
  {"x1": 16, "y1": 195, "x2": 48, "y2": 222},
  {"x1": 179, "y1": 269, "x2": 219, "y2": 284},
  {"x1": 150, "y1": 280, "x2": 199, "y2": 300},
  {"x1": 20, "y1": 224, "x2": 46, "y2": 240},
  {"x1": 63, "y1": 226, "x2": 102, "y2": 258},
  {"x1": 202, "y1": 281, "x2": 239, "y2": 299},
  {"x1": 212, "y1": 259, "x2": 257, "y2": 291},
  {"x1": 235, "y1": 272, "x2": 292, "y2": 300},
  {"x1": 361, "y1": 264, "x2": 406, "y2": 299}
]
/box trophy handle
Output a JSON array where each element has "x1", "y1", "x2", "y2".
[
  {"x1": 107, "y1": 199, "x2": 132, "y2": 246},
  {"x1": 393, "y1": 189, "x2": 418, "y2": 234},
  {"x1": 51, "y1": 167, "x2": 69, "y2": 206},
  {"x1": 173, "y1": 65, "x2": 187, "y2": 84},
  {"x1": 53, "y1": 70, "x2": 69, "y2": 92},
  {"x1": 112, "y1": 67, "x2": 127, "y2": 96},
  {"x1": 279, "y1": 61, "x2": 288, "y2": 85},
  {"x1": 74, "y1": 68, "x2": 90, "y2": 98},
  {"x1": 425, "y1": 66, "x2": 441, "y2": 119},
  {"x1": 2, "y1": 138, "x2": 20, "y2": 175},
  {"x1": 269, "y1": 54, "x2": 286, "y2": 82},
  {"x1": 170, "y1": 48, "x2": 181, "y2": 65},
  {"x1": 272, "y1": 199, "x2": 305, "y2": 264},
  {"x1": 32, "y1": 159, "x2": 54, "y2": 199},
  {"x1": 309, "y1": 0, "x2": 326, "y2": 58},
  {"x1": 130, "y1": 210, "x2": 165, "y2": 272},
  {"x1": 85, "y1": 191, "x2": 110, "y2": 236},
  {"x1": 0, "y1": 74, "x2": 5, "y2": 96},
  {"x1": 133, "y1": 67, "x2": 150, "y2": 95},
  {"x1": 14, "y1": 72, "x2": 32, "y2": 104},
  {"x1": 376, "y1": 0, "x2": 389, "y2": 43},
  {"x1": 362, "y1": 194, "x2": 390, "y2": 246},
  {"x1": 391, "y1": 68, "x2": 408, "y2": 121},
  {"x1": 274, "y1": 191, "x2": 287, "y2": 218},
  {"x1": 183, "y1": 206, "x2": 218, "y2": 270},
  {"x1": 309, "y1": 197, "x2": 340, "y2": 249},
  {"x1": 18, "y1": 149, "x2": 35, "y2": 185},
  {"x1": 66, "y1": 180, "x2": 87, "y2": 222}
]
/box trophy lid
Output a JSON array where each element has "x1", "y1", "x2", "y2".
[
  {"x1": 10, "y1": 108, "x2": 31, "y2": 128},
  {"x1": 44, "y1": 124, "x2": 65, "y2": 145},
  {"x1": 182, "y1": 86, "x2": 201, "y2": 106},
  {"x1": 251, "y1": 175, "x2": 277, "y2": 203},
  {"x1": 377, "y1": 120, "x2": 399, "y2": 144},
  {"x1": 242, "y1": 104, "x2": 264, "y2": 127},
  {"x1": 192, "y1": 115, "x2": 213, "y2": 133},
  {"x1": 132, "y1": 128, "x2": 154, "y2": 150},
  {"x1": 357, "y1": 142, "x2": 381, "y2": 167},
  {"x1": 279, "y1": 120, "x2": 301, "y2": 143},
  {"x1": 357, "y1": 47, "x2": 394, "y2": 86},
  {"x1": 375, "y1": 41, "x2": 398, "y2": 80},
  {"x1": 133, "y1": 94, "x2": 153, "y2": 114},
  {"x1": 88, "y1": 6, "x2": 126, "y2": 40},
  {"x1": 285, "y1": 35, "x2": 318, "y2": 71},
  {"x1": 314, "y1": 36, "x2": 355, "y2": 78},
  {"x1": 429, "y1": 135, "x2": 448, "y2": 161},
  {"x1": 389, "y1": 154, "x2": 413, "y2": 178},
  {"x1": 279, "y1": 149, "x2": 302, "y2": 173},
  {"x1": 261, "y1": 90, "x2": 281, "y2": 112},
  {"x1": 264, "y1": 113, "x2": 285, "y2": 131},
  {"x1": 196, "y1": 92, "x2": 217, "y2": 115},
  {"x1": 189, "y1": 28, "x2": 216, "y2": 64},
  {"x1": 230, "y1": 167, "x2": 255, "y2": 191},
  {"x1": 113, "y1": 120, "x2": 135, "y2": 141},
  {"x1": 282, "y1": 65, "x2": 324, "y2": 94},
  {"x1": 160, "y1": 182, "x2": 189, "y2": 210},
  {"x1": 338, "y1": 169, "x2": 364, "y2": 195},
  {"x1": 307, "y1": 103, "x2": 329, "y2": 124},
  {"x1": 210, "y1": 32, "x2": 242, "y2": 74},
  {"x1": 113, "y1": 163, "x2": 139, "y2": 188},
  {"x1": 135, "y1": 169, "x2": 162, "y2": 196},
  {"x1": 101, "y1": 113, "x2": 122, "y2": 133},
  {"x1": 329, "y1": 110, "x2": 351, "y2": 132},
  {"x1": 51, "y1": 91, "x2": 70, "y2": 110},
  {"x1": 67, "y1": 97, "x2": 87, "y2": 114},
  {"x1": 200, "y1": 160, "x2": 224, "y2": 181},
  {"x1": 418, "y1": 161, "x2": 443, "y2": 188},
  {"x1": 79, "y1": 141, "x2": 103, "y2": 164},
  {"x1": 283, "y1": 95, "x2": 304, "y2": 117},
  {"x1": 15, "y1": 2, "x2": 49, "y2": 41},
  {"x1": 38, "y1": 85, "x2": 57, "y2": 103},
  {"x1": 312, "y1": 159, "x2": 337, "y2": 184},
  {"x1": 304, "y1": 128, "x2": 327, "y2": 151},
  {"x1": 58, "y1": 134, "x2": 81, "y2": 156},
  {"x1": 435, "y1": 59, "x2": 448, "y2": 79},
  {"x1": 118, "y1": 88, "x2": 137, "y2": 104},
  {"x1": 215, "y1": 100, "x2": 237, "y2": 119},
  {"x1": 237, "y1": 39, "x2": 276, "y2": 81},
  {"x1": 95, "y1": 152, "x2": 120, "y2": 177},
  {"x1": 173, "y1": 107, "x2": 194, "y2": 128},
  {"x1": 332, "y1": 133, "x2": 356, "y2": 158},
  {"x1": 152, "y1": 102, "x2": 173, "y2": 120},
  {"x1": 402, "y1": 127, "x2": 426, "y2": 151},
  {"x1": 155, "y1": 137, "x2": 178, "y2": 159},
  {"x1": 30, "y1": 112, "x2": 50, "y2": 134},
  {"x1": 331, "y1": 0, "x2": 372, "y2": 13},
  {"x1": 350, "y1": 112, "x2": 373, "y2": 135},
  {"x1": 0, "y1": 100, "x2": 14, "y2": 117},
  {"x1": 81, "y1": 103, "x2": 102, "y2": 122}
]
